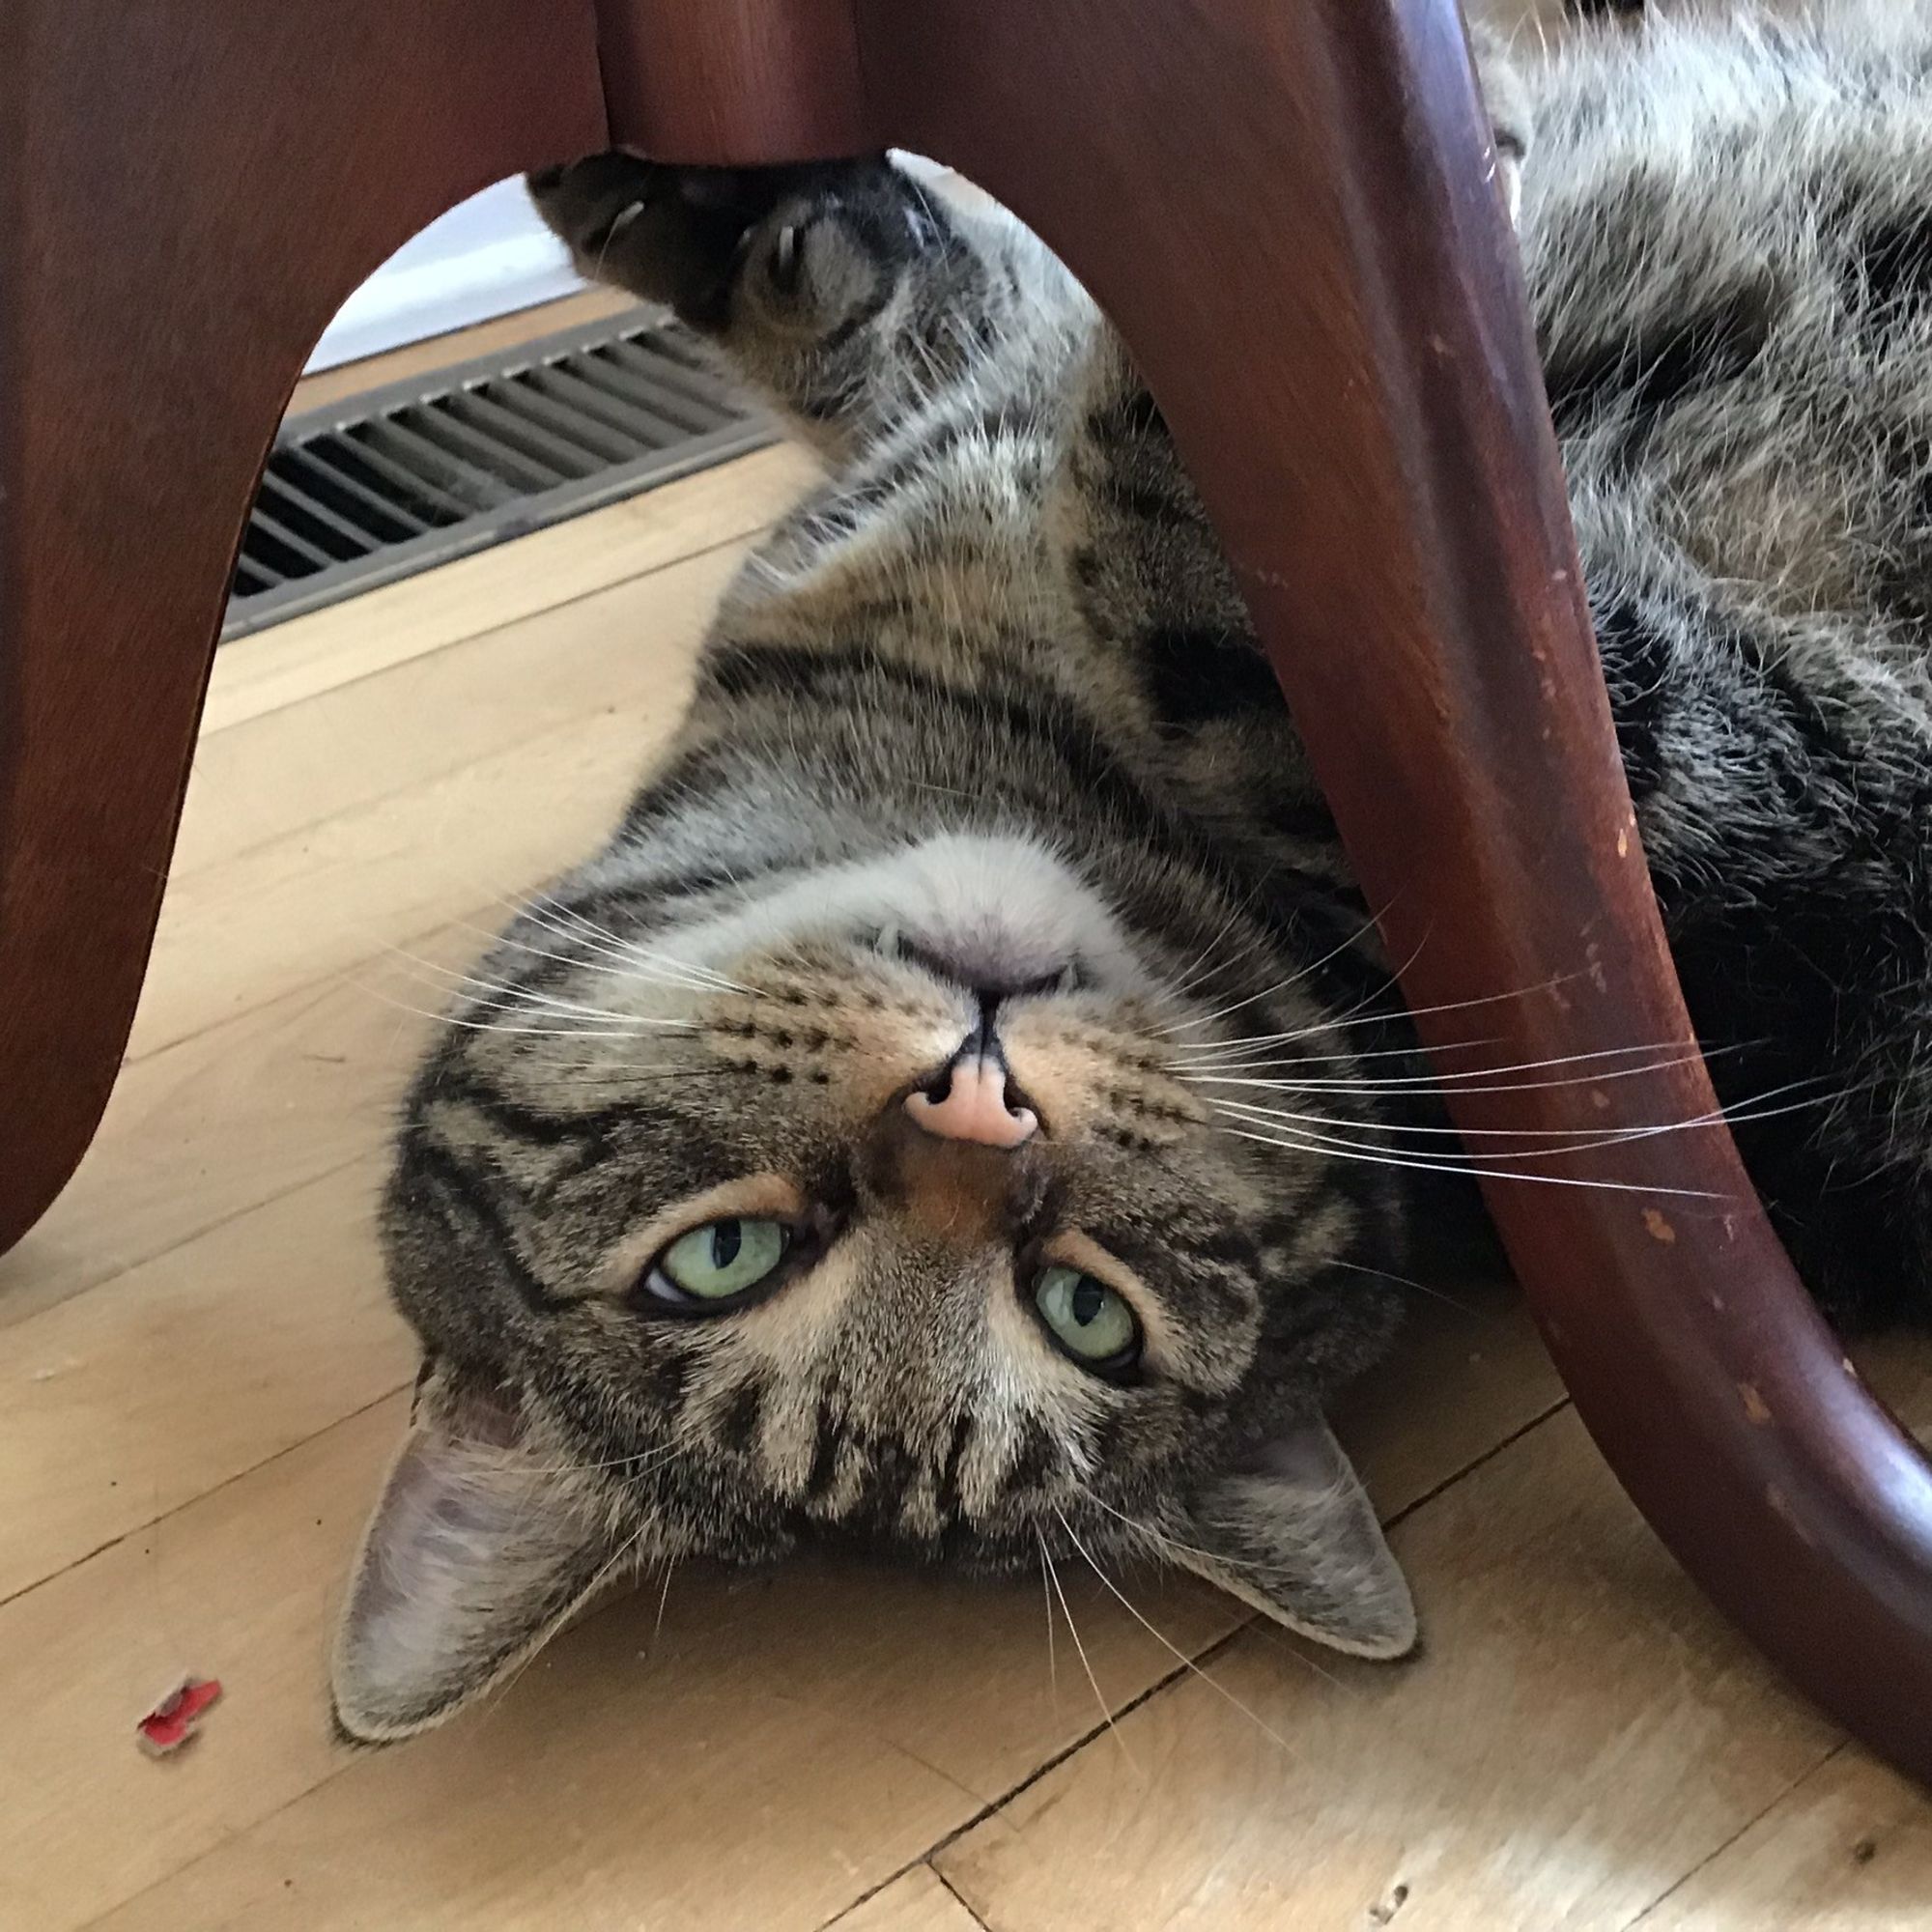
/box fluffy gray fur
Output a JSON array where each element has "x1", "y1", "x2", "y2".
[{"x1": 333, "y1": 6, "x2": 1932, "y2": 1740}]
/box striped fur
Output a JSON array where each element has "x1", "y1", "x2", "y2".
[{"x1": 337, "y1": 7, "x2": 1932, "y2": 1736}]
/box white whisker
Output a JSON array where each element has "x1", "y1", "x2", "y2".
[
  {"x1": 1320, "y1": 1255, "x2": 1491, "y2": 1322},
  {"x1": 1037, "y1": 1528, "x2": 1134, "y2": 1768},
  {"x1": 1053, "y1": 1507, "x2": 1305, "y2": 1758},
  {"x1": 652, "y1": 1555, "x2": 680, "y2": 1650},
  {"x1": 1216, "y1": 1121, "x2": 1726, "y2": 1198},
  {"x1": 387, "y1": 952, "x2": 703, "y2": 1029},
  {"x1": 1067, "y1": 1493, "x2": 1359, "y2": 1698},
  {"x1": 1151, "y1": 900, "x2": 1393, "y2": 1036},
  {"x1": 459, "y1": 917, "x2": 749, "y2": 1000},
  {"x1": 1041, "y1": 1556, "x2": 1060, "y2": 1708},
  {"x1": 510, "y1": 889, "x2": 754, "y2": 996},
  {"x1": 1169, "y1": 974, "x2": 1587, "y2": 1061},
  {"x1": 1207, "y1": 1077, "x2": 1826, "y2": 1154},
  {"x1": 1170, "y1": 1037, "x2": 1752, "y2": 1087},
  {"x1": 357, "y1": 988, "x2": 687, "y2": 1038}
]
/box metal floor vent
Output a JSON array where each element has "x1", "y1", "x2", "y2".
[{"x1": 224, "y1": 309, "x2": 774, "y2": 639}]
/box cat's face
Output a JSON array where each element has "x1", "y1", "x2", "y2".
[{"x1": 334, "y1": 835, "x2": 1413, "y2": 1741}]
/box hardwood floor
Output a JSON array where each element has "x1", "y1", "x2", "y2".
[{"x1": 9, "y1": 67, "x2": 1932, "y2": 1916}]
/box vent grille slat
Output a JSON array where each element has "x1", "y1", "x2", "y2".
[
  {"x1": 435, "y1": 390, "x2": 592, "y2": 484},
  {"x1": 267, "y1": 447, "x2": 429, "y2": 544},
  {"x1": 253, "y1": 475, "x2": 378, "y2": 562},
  {"x1": 521, "y1": 363, "x2": 685, "y2": 448},
  {"x1": 243, "y1": 505, "x2": 337, "y2": 577},
  {"x1": 354, "y1": 414, "x2": 521, "y2": 509},
  {"x1": 311, "y1": 430, "x2": 475, "y2": 525},
  {"x1": 481, "y1": 377, "x2": 639, "y2": 467},
  {"x1": 582, "y1": 347, "x2": 719, "y2": 434},
  {"x1": 604, "y1": 336, "x2": 741, "y2": 411},
  {"x1": 403, "y1": 402, "x2": 563, "y2": 494},
  {"x1": 226, "y1": 310, "x2": 772, "y2": 640}
]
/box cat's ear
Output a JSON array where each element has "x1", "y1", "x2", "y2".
[
  {"x1": 330, "y1": 1375, "x2": 615, "y2": 1744},
  {"x1": 1174, "y1": 1417, "x2": 1417, "y2": 1660}
]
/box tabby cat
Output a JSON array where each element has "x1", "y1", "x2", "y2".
[{"x1": 332, "y1": 6, "x2": 1932, "y2": 1740}]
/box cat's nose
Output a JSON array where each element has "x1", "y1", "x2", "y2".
[{"x1": 905, "y1": 1049, "x2": 1038, "y2": 1149}]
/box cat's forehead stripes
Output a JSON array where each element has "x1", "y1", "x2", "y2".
[{"x1": 354, "y1": 145, "x2": 1429, "y2": 1734}]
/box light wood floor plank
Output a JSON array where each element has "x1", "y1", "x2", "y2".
[
  {"x1": 174, "y1": 519, "x2": 754, "y2": 885},
  {"x1": 1628, "y1": 1747, "x2": 1932, "y2": 1929},
  {"x1": 832, "y1": 1868, "x2": 987, "y2": 1932},
  {"x1": 0, "y1": 1399, "x2": 411, "y2": 1932},
  {"x1": 0, "y1": 1159, "x2": 406, "y2": 1605},
  {"x1": 136, "y1": 688, "x2": 689, "y2": 1060},
  {"x1": 0, "y1": 936, "x2": 448, "y2": 1329}
]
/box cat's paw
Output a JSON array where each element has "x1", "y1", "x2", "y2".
[
  {"x1": 526, "y1": 154, "x2": 775, "y2": 327},
  {"x1": 526, "y1": 155, "x2": 903, "y2": 334}
]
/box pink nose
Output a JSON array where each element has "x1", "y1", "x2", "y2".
[{"x1": 904, "y1": 1057, "x2": 1038, "y2": 1149}]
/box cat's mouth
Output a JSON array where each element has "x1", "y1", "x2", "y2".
[{"x1": 873, "y1": 924, "x2": 1084, "y2": 1003}]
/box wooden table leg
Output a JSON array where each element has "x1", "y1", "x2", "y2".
[
  {"x1": 0, "y1": 1, "x2": 606, "y2": 1257},
  {"x1": 598, "y1": 0, "x2": 1932, "y2": 1779}
]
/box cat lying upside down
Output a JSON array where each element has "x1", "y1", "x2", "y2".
[{"x1": 333, "y1": 8, "x2": 1932, "y2": 1740}]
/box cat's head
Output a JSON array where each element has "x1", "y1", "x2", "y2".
[{"x1": 333, "y1": 832, "x2": 1412, "y2": 1741}]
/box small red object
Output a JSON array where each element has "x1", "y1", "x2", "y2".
[{"x1": 135, "y1": 1677, "x2": 222, "y2": 1757}]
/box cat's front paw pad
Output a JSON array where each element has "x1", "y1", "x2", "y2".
[
  {"x1": 526, "y1": 154, "x2": 744, "y2": 322},
  {"x1": 740, "y1": 200, "x2": 883, "y2": 333},
  {"x1": 526, "y1": 154, "x2": 665, "y2": 271}
]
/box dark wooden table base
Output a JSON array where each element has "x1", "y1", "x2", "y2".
[{"x1": 3, "y1": 0, "x2": 1927, "y2": 1782}]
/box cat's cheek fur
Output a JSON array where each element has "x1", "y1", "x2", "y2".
[{"x1": 330, "y1": 1380, "x2": 620, "y2": 1744}]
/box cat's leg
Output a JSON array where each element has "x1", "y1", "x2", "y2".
[{"x1": 527, "y1": 155, "x2": 1075, "y2": 456}]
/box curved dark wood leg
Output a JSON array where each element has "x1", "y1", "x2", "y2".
[
  {"x1": 0, "y1": 1, "x2": 606, "y2": 1256},
  {"x1": 600, "y1": 0, "x2": 1932, "y2": 1779}
]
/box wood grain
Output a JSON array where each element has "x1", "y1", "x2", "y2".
[
  {"x1": 595, "y1": 0, "x2": 879, "y2": 162},
  {"x1": 834, "y1": 1868, "x2": 986, "y2": 1932},
  {"x1": 1633, "y1": 1748, "x2": 1932, "y2": 1929},
  {"x1": 0, "y1": 1159, "x2": 404, "y2": 1605},
  {"x1": 173, "y1": 517, "x2": 751, "y2": 886},
  {"x1": 135, "y1": 630, "x2": 710, "y2": 1056},
  {"x1": 0, "y1": 0, "x2": 609, "y2": 1258}
]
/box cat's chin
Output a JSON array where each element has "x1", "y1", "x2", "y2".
[{"x1": 667, "y1": 830, "x2": 1156, "y2": 1002}]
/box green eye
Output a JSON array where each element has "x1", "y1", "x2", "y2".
[
  {"x1": 651, "y1": 1217, "x2": 792, "y2": 1306},
  {"x1": 1034, "y1": 1264, "x2": 1141, "y2": 1370}
]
